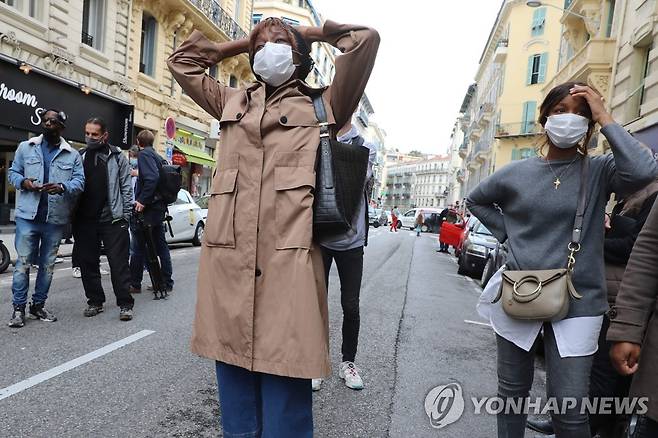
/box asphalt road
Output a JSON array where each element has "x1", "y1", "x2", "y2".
[{"x1": 0, "y1": 227, "x2": 546, "y2": 437}]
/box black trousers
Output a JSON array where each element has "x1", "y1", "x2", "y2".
[
  {"x1": 321, "y1": 246, "x2": 364, "y2": 363},
  {"x1": 589, "y1": 315, "x2": 632, "y2": 436},
  {"x1": 73, "y1": 220, "x2": 134, "y2": 308}
]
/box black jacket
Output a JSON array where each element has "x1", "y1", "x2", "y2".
[{"x1": 135, "y1": 147, "x2": 166, "y2": 224}]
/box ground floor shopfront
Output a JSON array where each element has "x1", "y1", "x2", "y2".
[{"x1": 0, "y1": 58, "x2": 134, "y2": 225}]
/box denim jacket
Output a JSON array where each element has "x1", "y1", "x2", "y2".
[{"x1": 9, "y1": 135, "x2": 85, "y2": 225}]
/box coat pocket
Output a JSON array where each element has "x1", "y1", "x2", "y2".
[
  {"x1": 274, "y1": 163, "x2": 316, "y2": 250},
  {"x1": 204, "y1": 167, "x2": 238, "y2": 248}
]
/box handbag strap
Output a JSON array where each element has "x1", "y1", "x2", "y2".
[
  {"x1": 312, "y1": 94, "x2": 330, "y2": 138},
  {"x1": 312, "y1": 94, "x2": 333, "y2": 191},
  {"x1": 571, "y1": 156, "x2": 590, "y2": 245}
]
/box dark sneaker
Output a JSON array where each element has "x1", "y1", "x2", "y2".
[
  {"x1": 119, "y1": 307, "x2": 133, "y2": 321},
  {"x1": 28, "y1": 302, "x2": 57, "y2": 322},
  {"x1": 8, "y1": 306, "x2": 26, "y2": 328},
  {"x1": 83, "y1": 305, "x2": 104, "y2": 317}
]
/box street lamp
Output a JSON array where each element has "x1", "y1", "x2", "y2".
[{"x1": 525, "y1": 1, "x2": 596, "y2": 25}]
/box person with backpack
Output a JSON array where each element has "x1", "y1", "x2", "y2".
[
  {"x1": 129, "y1": 129, "x2": 174, "y2": 294},
  {"x1": 73, "y1": 117, "x2": 134, "y2": 321}
]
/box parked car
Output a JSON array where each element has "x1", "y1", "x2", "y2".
[
  {"x1": 195, "y1": 195, "x2": 209, "y2": 222},
  {"x1": 165, "y1": 189, "x2": 205, "y2": 246},
  {"x1": 454, "y1": 215, "x2": 479, "y2": 258},
  {"x1": 399, "y1": 207, "x2": 442, "y2": 231},
  {"x1": 481, "y1": 240, "x2": 508, "y2": 288},
  {"x1": 457, "y1": 221, "x2": 498, "y2": 278},
  {"x1": 368, "y1": 207, "x2": 386, "y2": 227}
]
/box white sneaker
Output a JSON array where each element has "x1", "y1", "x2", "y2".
[
  {"x1": 72, "y1": 267, "x2": 81, "y2": 278},
  {"x1": 100, "y1": 267, "x2": 110, "y2": 275},
  {"x1": 339, "y1": 361, "x2": 364, "y2": 390},
  {"x1": 311, "y1": 378, "x2": 323, "y2": 392}
]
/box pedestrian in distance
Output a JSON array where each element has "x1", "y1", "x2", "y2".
[
  {"x1": 607, "y1": 194, "x2": 658, "y2": 438},
  {"x1": 313, "y1": 120, "x2": 377, "y2": 392},
  {"x1": 73, "y1": 117, "x2": 135, "y2": 322},
  {"x1": 468, "y1": 82, "x2": 658, "y2": 437},
  {"x1": 415, "y1": 210, "x2": 424, "y2": 237},
  {"x1": 7, "y1": 109, "x2": 85, "y2": 328},
  {"x1": 389, "y1": 206, "x2": 398, "y2": 232},
  {"x1": 168, "y1": 16, "x2": 379, "y2": 437},
  {"x1": 129, "y1": 130, "x2": 174, "y2": 295}
]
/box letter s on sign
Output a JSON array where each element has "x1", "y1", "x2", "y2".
[{"x1": 31, "y1": 107, "x2": 44, "y2": 126}]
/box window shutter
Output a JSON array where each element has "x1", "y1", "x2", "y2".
[
  {"x1": 526, "y1": 101, "x2": 537, "y2": 133},
  {"x1": 512, "y1": 149, "x2": 520, "y2": 161},
  {"x1": 527, "y1": 56, "x2": 534, "y2": 85},
  {"x1": 538, "y1": 52, "x2": 549, "y2": 83},
  {"x1": 532, "y1": 8, "x2": 546, "y2": 36}
]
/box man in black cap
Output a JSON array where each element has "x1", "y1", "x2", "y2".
[{"x1": 7, "y1": 109, "x2": 85, "y2": 328}]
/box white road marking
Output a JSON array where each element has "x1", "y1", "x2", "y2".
[
  {"x1": 0, "y1": 330, "x2": 155, "y2": 401},
  {"x1": 464, "y1": 319, "x2": 492, "y2": 328}
]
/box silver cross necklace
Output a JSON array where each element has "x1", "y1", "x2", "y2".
[{"x1": 545, "y1": 154, "x2": 580, "y2": 190}]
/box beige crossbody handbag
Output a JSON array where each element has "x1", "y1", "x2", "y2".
[{"x1": 492, "y1": 157, "x2": 589, "y2": 322}]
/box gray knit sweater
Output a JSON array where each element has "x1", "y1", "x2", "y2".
[{"x1": 467, "y1": 123, "x2": 658, "y2": 318}]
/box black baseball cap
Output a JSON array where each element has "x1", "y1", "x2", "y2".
[{"x1": 43, "y1": 109, "x2": 67, "y2": 127}]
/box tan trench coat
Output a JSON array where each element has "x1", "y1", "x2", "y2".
[
  {"x1": 607, "y1": 198, "x2": 658, "y2": 421},
  {"x1": 167, "y1": 21, "x2": 379, "y2": 379}
]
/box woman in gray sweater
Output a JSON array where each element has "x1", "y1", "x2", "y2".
[{"x1": 467, "y1": 82, "x2": 658, "y2": 438}]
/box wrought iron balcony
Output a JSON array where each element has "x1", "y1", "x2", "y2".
[
  {"x1": 495, "y1": 122, "x2": 542, "y2": 138},
  {"x1": 188, "y1": 0, "x2": 248, "y2": 40}
]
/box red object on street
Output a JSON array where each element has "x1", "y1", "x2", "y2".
[
  {"x1": 439, "y1": 212, "x2": 465, "y2": 248},
  {"x1": 172, "y1": 152, "x2": 187, "y2": 166}
]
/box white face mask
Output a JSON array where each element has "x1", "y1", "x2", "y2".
[
  {"x1": 253, "y1": 42, "x2": 296, "y2": 87},
  {"x1": 544, "y1": 113, "x2": 590, "y2": 149}
]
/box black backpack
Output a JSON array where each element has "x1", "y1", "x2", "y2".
[{"x1": 154, "y1": 156, "x2": 182, "y2": 205}]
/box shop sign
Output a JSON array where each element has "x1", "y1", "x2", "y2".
[
  {"x1": 172, "y1": 152, "x2": 188, "y2": 166},
  {"x1": 0, "y1": 59, "x2": 134, "y2": 149}
]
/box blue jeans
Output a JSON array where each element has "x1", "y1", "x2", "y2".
[
  {"x1": 12, "y1": 217, "x2": 65, "y2": 307},
  {"x1": 496, "y1": 323, "x2": 594, "y2": 438},
  {"x1": 215, "y1": 362, "x2": 313, "y2": 438}
]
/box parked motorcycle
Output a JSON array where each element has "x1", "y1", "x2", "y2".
[{"x1": 0, "y1": 239, "x2": 10, "y2": 273}]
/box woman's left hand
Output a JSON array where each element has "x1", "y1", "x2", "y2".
[{"x1": 570, "y1": 85, "x2": 615, "y2": 127}]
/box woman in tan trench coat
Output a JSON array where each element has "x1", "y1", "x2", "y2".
[
  {"x1": 167, "y1": 17, "x2": 379, "y2": 437},
  {"x1": 608, "y1": 196, "x2": 658, "y2": 437}
]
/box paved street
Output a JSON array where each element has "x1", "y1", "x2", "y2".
[{"x1": 0, "y1": 228, "x2": 546, "y2": 437}]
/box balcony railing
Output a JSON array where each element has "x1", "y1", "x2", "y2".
[
  {"x1": 495, "y1": 122, "x2": 542, "y2": 138},
  {"x1": 188, "y1": 0, "x2": 248, "y2": 40}
]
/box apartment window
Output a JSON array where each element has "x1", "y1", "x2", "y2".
[
  {"x1": 521, "y1": 101, "x2": 537, "y2": 134},
  {"x1": 140, "y1": 13, "x2": 157, "y2": 76},
  {"x1": 1, "y1": 0, "x2": 43, "y2": 19},
  {"x1": 234, "y1": 0, "x2": 241, "y2": 21},
  {"x1": 630, "y1": 45, "x2": 653, "y2": 117},
  {"x1": 606, "y1": 0, "x2": 616, "y2": 38},
  {"x1": 531, "y1": 8, "x2": 546, "y2": 37},
  {"x1": 209, "y1": 65, "x2": 218, "y2": 79},
  {"x1": 82, "y1": 0, "x2": 106, "y2": 51},
  {"x1": 639, "y1": 46, "x2": 651, "y2": 107},
  {"x1": 526, "y1": 53, "x2": 548, "y2": 85},
  {"x1": 229, "y1": 75, "x2": 238, "y2": 88},
  {"x1": 252, "y1": 13, "x2": 262, "y2": 26},
  {"x1": 512, "y1": 148, "x2": 537, "y2": 161}
]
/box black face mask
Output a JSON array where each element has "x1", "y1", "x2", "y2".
[
  {"x1": 42, "y1": 126, "x2": 60, "y2": 144},
  {"x1": 85, "y1": 136, "x2": 106, "y2": 150}
]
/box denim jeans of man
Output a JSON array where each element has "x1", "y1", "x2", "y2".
[
  {"x1": 215, "y1": 361, "x2": 313, "y2": 438},
  {"x1": 321, "y1": 246, "x2": 364, "y2": 363},
  {"x1": 496, "y1": 323, "x2": 594, "y2": 438},
  {"x1": 12, "y1": 217, "x2": 65, "y2": 307},
  {"x1": 129, "y1": 218, "x2": 173, "y2": 289}
]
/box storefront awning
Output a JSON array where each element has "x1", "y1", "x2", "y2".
[{"x1": 174, "y1": 143, "x2": 216, "y2": 167}]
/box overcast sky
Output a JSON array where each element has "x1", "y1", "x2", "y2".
[{"x1": 313, "y1": 0, "x2": 504, "y2": 155}]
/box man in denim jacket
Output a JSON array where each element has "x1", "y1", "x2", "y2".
[{"x1": 7, "y1": 109, "x2": 85, "y2": 328}]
